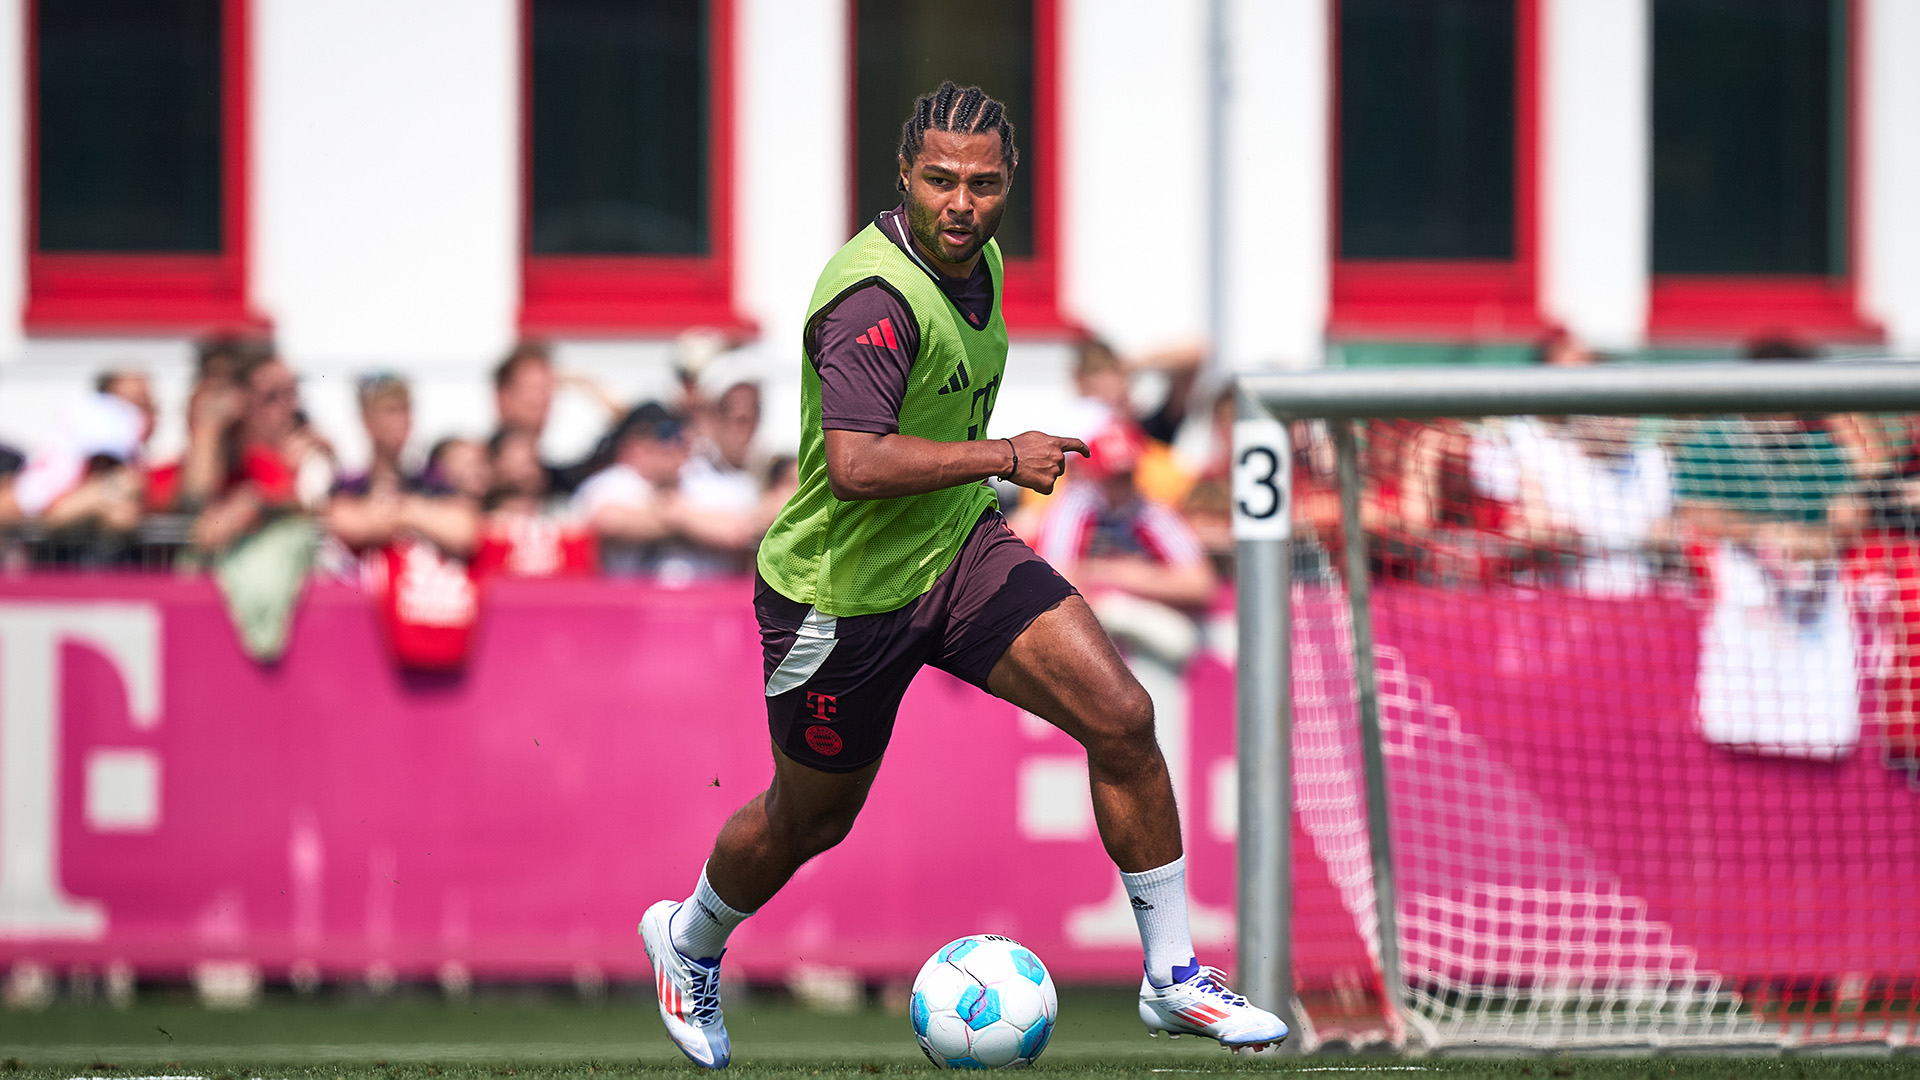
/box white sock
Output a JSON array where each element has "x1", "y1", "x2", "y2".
[
  {"x1": 1120, "y1": 856, "x2": 1197, "y2": 987},
  {"x1": 668, "y1": 864, "x2": 752, "y2": 962}
]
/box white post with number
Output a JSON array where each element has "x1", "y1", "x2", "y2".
[
  {"x1": 1231, "y1": 418, "x2": 1291, "y2": 542},
  {"x1": 1230, "y1": 396, "x2": 1295, "y2": 1043}
]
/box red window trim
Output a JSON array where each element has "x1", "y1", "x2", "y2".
[
  {"x1": 847, "y1": 0, "x2": 1080, "y2": 340},
  {"x1": 518, "y1": 0, "x2": 750, "y2": 336},
  {"x1": 1328, "y1": 0, "x2": 1542, "y2": 340},
  {"x1": 24, "y1": 0, "x2": 262, "y2": 334},
  {"x1": 1646, "y1": 0, "x2": 1881, "y2": 344}
]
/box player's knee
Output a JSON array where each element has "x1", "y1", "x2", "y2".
[
  {"x1": 1082, "y1": 684, "x2": 1158, "y2": 772},
  {"x1": 1111, "y1": 681, "x2": 1157, "y2": 744}
]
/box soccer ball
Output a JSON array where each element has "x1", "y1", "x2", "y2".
[{"x1": 910, "y1": 935, "x2": 1058, "y2": 1069}]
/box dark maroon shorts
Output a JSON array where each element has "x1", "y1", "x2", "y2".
[{"x1": 756, "y1": 509, "x2": 1078, "y2": 773}]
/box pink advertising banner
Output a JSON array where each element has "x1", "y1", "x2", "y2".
[
  {"x1": 0, "y1": 576, "x2": 1289, "y2": 986},
  {"x1": 7, "y1": 574, "x2": 1915, "y2": 1006}
]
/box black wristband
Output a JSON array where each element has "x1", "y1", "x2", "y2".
[{"x1": 1003, "y1": 438, "x2": 1018, "y2": 478}]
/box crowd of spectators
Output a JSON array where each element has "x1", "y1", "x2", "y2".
[
  {"x1": 5, "y1": 327, "x2": 1915, "y2": 619},
  {"x1": 0, "y1": 334, "x2": 796, "y2": 587}
]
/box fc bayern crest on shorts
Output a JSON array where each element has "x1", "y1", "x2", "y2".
[{"x1": 805, "y1": 725, "x2": 843, "y2": 756}]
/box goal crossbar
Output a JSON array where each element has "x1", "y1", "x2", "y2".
[{"x1": 1240, "y1": 360, "x2": 1920, "y2": 421}]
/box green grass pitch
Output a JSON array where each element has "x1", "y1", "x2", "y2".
[{"x1": 0, "y1": 986, "x2": 1911, "y2": 1080}]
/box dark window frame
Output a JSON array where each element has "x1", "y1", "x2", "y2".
[
  {"x1": 1646, "y1": 0, "x2": 1878, "y2": 343},
  {"x1": 518, "y1": 0, "x2": 747, "y2": 335},
  {"x1": 847, "y1": 0, "x2": 1076, "y2": 339},
  {"x1": 25, "y1": 0, "x2": 261, "y2": 333},
  {"x1": 1328, "y1": 0, "x2": 1541, "y2": 339}
]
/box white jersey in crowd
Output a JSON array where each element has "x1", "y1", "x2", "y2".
[{"x1": 1485, "y1": 416, "x2": 1673, "y2": 595}]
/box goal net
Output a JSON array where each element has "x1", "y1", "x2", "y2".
[{"x1": 1236, "y1": 364, "x2": 1920, "y2": 1053}]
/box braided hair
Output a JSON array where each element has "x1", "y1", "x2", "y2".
[{"x1": 895, "y1": 81, "x2": 1019, "y2": 193}]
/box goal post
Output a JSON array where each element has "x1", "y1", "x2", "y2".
[{"x1": 1233, "y1": 360, "x2": 1920, "y2": 1053}]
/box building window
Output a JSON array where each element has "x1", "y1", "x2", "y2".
[
  {"x1": 520, "y1": 0, "x2": 740, "y2": 333},
  {"x1": 1331, "y1": 0, "x2": 1539, "y2": 338},
  {"x1": 852, "y1": 0, "x2": 1070, "y2": 336},
  {"x1": 27, "y1": 0, "x2": 256, "y2": 331},
  {"x1": 1648, "y1": 0, "x2": 1872, "y2": 340}
]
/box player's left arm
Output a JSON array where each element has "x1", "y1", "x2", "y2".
[
  {"x1": 823, "y1": 428, "x2": 1087, "y2": 501},
  {"x1": 810, "y1": 284, "x2": 1084, "y2": 500}
]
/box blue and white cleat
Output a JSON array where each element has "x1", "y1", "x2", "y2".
[
  {"x1": 640, "y1": 900, "x2": 732, "y2": 1069},
  {"x1": 1138, "y1": 962, "x2": 1289, "y2": 1052}
]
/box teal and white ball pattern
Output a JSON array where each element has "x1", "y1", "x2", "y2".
[{"x1": 910, "y1": 935, "x2": 1058, "y2": 1069}]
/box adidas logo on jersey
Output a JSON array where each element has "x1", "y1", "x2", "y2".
[
  {"x1": 855, "y1": 317, "x2": 901, "y2": 353},
  {"x1": 935, "y1": 363, "x2": 972, "y2": 395}
]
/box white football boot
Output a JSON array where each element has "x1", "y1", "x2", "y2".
[
  {"x1": 1139, "y1": 963, "x2": 1290, "y2": 1052},
  {"x1": 640, "y1": 900, "x2": 732, "y2": 1069}
]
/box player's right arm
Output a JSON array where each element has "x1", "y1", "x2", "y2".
[{"x1": 812, "y1": 284, "x2": 1085, "y2": 501}]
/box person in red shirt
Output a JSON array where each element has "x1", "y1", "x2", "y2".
[
  {"x1": 470, "y1": 427, "x2": 596, "y2": 580},
  {"x1": 189, "y1": 352, "x2": 311, "y2": 554},
  {"x1": 1033, "y1": 420, "x2": 1217, "y2": 673},
  {"x1": 146, "y1": 336, "x2": 268, "y2": 516}
]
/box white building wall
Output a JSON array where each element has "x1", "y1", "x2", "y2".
[
  {"x1": 253, "y1": 0, "x2": 519, "y2": 370},
  {"x1": 1060, "y1": 0, "x2": 1210, "y2": 358},
  {"x1": 1861, "y1": 0, "x2": 1920, "y2": 355},
  {"x1": 1540, "y1": 0, "x2": 1647, "y2": 352},
  {"x1": 1221, "y1": 0, "x2": 1328, "y2": 371}
]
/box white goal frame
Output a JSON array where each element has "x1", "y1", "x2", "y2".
[{"x1": 1231, "y1": 359, "x2": 1920, "y2": 1053}]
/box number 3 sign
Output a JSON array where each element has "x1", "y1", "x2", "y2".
[{"x1": 1231, "y1": 418, "x2": 1291, "y2": 541}]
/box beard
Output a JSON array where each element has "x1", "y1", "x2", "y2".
[{"x1": 905, "y1": 192, "x2": 1003, "y2": 270}]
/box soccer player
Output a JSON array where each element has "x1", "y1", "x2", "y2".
[{"x1": 640, "y1": 81, "x2": 1288, "y2": 1068}]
